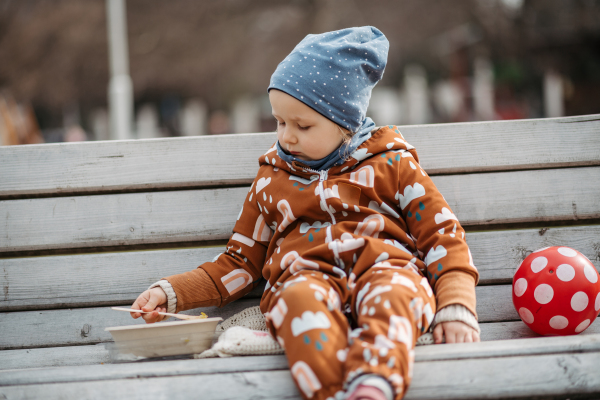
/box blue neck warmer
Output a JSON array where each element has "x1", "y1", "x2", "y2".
[
  {"x1": 275, "y1": 118, "x2": 374, "y2": 170},
  {"x1": 268, "y1": 26, "x2": 389, "y2": 171}
]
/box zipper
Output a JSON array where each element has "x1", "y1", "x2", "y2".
[
  {"x1": 302, "y1": 166, "x2": 337, "y2": 226},
  {"x1": 317, "y1": 169, "x2": 337, "y2": 225}
]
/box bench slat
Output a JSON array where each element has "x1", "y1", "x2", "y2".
[
  {"x1": 2, "y1": 225, "x2": 598, "y2": 311},
  {"x1": 0, "y1": 297, "x2": 259, "y2": 350},
  {"x1": 1, "y1": 115, "x2": 598, "y2": 198},
  {"x1": 2, "y1": 166, "x2": 599, "y2": 253},
  {"x1": 2, "y1": 327, "x2": 600, "y2": 371},
  {"x1": 0, "y1": 285, "x2": 574, "y2": 350},
  {"x1": 2, "y1": 334, "x2": 599, "y2": 383},
  {"x1": 1, "y1": 352, "x2": 599, "y2": 399}
]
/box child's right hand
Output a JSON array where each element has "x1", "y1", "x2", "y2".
[{"x1": 130, "y1": 287, "x2": 168, "y2": 324}]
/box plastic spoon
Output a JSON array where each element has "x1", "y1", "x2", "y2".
[{"x1": 111, "y1": 307, "x2": 207, "y2": 320}]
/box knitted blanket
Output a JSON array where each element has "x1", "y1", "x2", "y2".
[{"x1": 195, "y1": 306, "x2": 433, "y2": 358}]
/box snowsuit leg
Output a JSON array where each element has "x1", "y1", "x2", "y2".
[
  {"x1": 345, "y1": 268, "x2": 436, "y2": 399},
  {"x1": 265, "y1": 271, "x2": 349, "y2": 400}
]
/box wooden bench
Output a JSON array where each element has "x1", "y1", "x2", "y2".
[{"x1": 1, "y1": 114, "x2": 599, "y2": 399}]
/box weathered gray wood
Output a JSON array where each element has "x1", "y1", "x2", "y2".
[
  {"x1": 476, "y1": 285, "x2": 518, "y2": 322},
  {"x1": 3, "y1": 327, "x2": 600, "y2": 373},
  {"x1": 3, "y1": 225, "x2": 597, "y2": 311},
  {"x1": 0, "y1": 370, "x2": 300, "y2": 399},
  {"x1": 0, "y1": 355, "x2": 290, "y2": 385},
  {"x1": 433, "y1": 166, "x2": 600, "y2": 227},
  {"x1": 468, "y1": 224, "x2": 600, "y2": 285},
  {"x1": 1, "y1": 351, "x2": 599, "y2": 399},
  {"x1": 479, "y1": 320, "x2": 600, "y2": 341},
  {"x1": 0, "y1": 247, "x2": 224, "y2": 311},
  {"x1": 0, "y1": 187, "x2": 247, "y2": 253},
  {"x1": 415, "y1": 332, "x2": 600, "y2": 362},
  {"x1": 0, "y1": 133, "x2": 277, "y2": 197},
  {"x1": 406, "y1": 351, "x2": 600, "y2": 399},
  {"x1": 0, "y1": 344, "x2": 111, "y2": 371},
  {"x1": 3, "y1": 334, "x2": 600, "y2": 380},
  {"x1": 0, "y1": 297, "x2": 260, "y2": 350},
  {"x1": 3, "y1": 167, "x2": 599, "y2": 254},
  {"x1": 2, "y1": 115, "x2": 598, "y2": 198},
  {"x1": 0, "y1": 285, "x2": 530, "y2": 350}
]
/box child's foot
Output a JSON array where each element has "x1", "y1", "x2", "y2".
[{"x1": 346, "y1": 384, "x2": 388, "y2": 400}]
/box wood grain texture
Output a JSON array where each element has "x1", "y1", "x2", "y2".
[
  {"x1": 467, "y1": 225, "x2": 600, "y2": 285},
  {"x1": 0, "y1": 297, "x2": 260, "y2": 350},
  {"x1": 3, "y1": 333, "x2": 600, "y2": 377},
  {"x1": 433, "y1": 166, "x2": 600, "y2": 227},
  {"x1": 0, "y1": 344, "x2": 111, "y2": 371},
  {"x1": 1, "y1": 352, "x2": 599, "y2": 399},
  {"x1": 2, "y1": 167, "x2": 599, "y2": 253},
  {"x1": 2, "y1": 225, "x2": 598, "y2": 311},
  {"x1": 479, "y1": 320, "x2": 600, "y2": 341},
  {"x1": 0, "y1": 285, "x2": 531, "y2": 350},
  {"x1": 1, "y1": 114, "x2": 598, "y2": 197}
]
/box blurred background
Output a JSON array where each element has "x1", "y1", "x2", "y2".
[{"x1": 1, "y1": 0, "x2": 599, "y2": 145}]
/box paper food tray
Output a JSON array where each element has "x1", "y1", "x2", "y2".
[{"x1": 105, "y1": 317, "x2": 222, "y2": 360}]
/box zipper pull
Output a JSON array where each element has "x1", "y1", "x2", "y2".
[{"x1": 320, "y1": 170, "x2": 327, "y2": 181}]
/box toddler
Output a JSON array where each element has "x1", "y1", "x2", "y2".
[{"x1": 131, "y1": 26, "x2": 480, "y2": 400}]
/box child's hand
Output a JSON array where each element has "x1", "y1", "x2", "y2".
[
  {"x1": 433, "y1": 321, "x2": 480, "y2": 344},
  {"x1": 131, "y1": 287, "x2": 168, "y2": 324}
]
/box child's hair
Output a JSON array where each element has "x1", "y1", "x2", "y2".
[{"x1": 337, "y1": 124, "x2": 355, "y2": 161}]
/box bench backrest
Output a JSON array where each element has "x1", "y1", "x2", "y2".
[{"x1": 1, "y1": 114, "x2": 599, "y2": 360}]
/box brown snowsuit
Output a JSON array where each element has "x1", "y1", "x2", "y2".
[{"x1": 164, "y1": 126, "x2": 479, "y2": 399}]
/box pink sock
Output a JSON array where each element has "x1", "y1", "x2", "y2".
[{"x1": 346, "y1": 384, "x2": 388, "y2": 400}]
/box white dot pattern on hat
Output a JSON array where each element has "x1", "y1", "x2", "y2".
[{"x1": 268, "y1": 26, "x2": 389, "y2": 132}]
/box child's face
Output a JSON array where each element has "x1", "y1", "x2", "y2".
[{"x1": 270, "y1": 89, "x2": 343, "y2": 162}]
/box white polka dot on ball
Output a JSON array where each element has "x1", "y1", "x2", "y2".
[
  {"x1": 514, "y1": 278, "x2": 528, "y2": 297},
  {"x1": 557, "y1": 247, "x2": 577, "y2": 257},
  {"x1": 519, "y1": 307, "x2": 534, "y2": 324},
  {"x1": 549, "y1": 315, "x2": 569, "y2": 329},
  {"x1": 571, "y1": 291, "x2": 589, "y2": 312},
  {"x1": 583, "y1": 264, "x2": 598, "y2": 283},
  {"x1": 595, "y1": 292, "x2": 600, "y2": 311},
  {"x1": 534, "y1": 284, "x2": 554, "y2": 304},
  {"x1": 556, "y1": 264, "x2": 575, "y2": 282},
  {"x1": 531, "y1": 257, "x2": 548, "y2": 273},
  {"x1": 575, "y1": 319, "x2": 591, "y2": 333}
]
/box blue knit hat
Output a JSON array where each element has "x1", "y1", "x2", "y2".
[{"x1": 268, "y1": 26, "x2": 389, "y2": 170}]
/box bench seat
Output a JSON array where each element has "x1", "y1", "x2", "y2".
[{"x1": 1, "y1": 114, "x2": 599, "y2": 398}]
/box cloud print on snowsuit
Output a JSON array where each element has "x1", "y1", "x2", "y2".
[
  {"x1": 291, "y1": 311, "x2": 332, "y2": 336},
  {"x1": 396, "y1": 183, "x2": 426, "y2": 210}
]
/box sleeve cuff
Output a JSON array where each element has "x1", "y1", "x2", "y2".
[
  {"x1": 431, "y1": 304, "x2": 480, "y2": 334},
  {"x1": 149, "y1": 280, "x2": 177, "y2": 314}
]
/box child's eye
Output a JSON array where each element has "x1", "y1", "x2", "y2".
[
  {"x1": 276, "y1": 120, "x2": 285, "y2": 127},
  {"x1": 298, "y1": 125, "x2": 309, "y2": 130}
]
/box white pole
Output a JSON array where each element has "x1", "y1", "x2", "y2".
[
  {"x1": 106, "y1": 0, "x2": 133, "y2": 140},
  {"x1": 473, "y1": 57, "x2": 495, "y2": 120},
  {"x1": 544, "y1": 71, "x2": 564, "y2": 118}
]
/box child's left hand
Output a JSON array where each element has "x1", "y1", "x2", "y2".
[{"x1": 433, "y1": 321, "x2": 480, "y2": 344}]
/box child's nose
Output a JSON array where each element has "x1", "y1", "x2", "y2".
[{"x1": 281, "y1": 128, "x2": 297, "y2": 144}]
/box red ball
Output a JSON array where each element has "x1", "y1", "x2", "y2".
[{"x1": 512, "y1": 246, "x2": 600, "y2": 335}]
